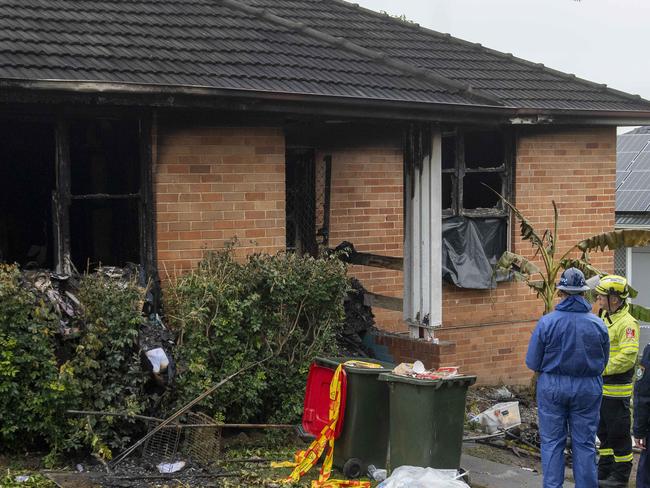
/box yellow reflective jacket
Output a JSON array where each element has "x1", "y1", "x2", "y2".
[{"x1": 600, "y1": 304, "x2": 639, "y2": 398}]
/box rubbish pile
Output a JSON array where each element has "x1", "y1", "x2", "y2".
[{"x1": 392, "y1": 360, "x2": 460, "y2": 380}]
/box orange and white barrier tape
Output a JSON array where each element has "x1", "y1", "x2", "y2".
[{"x1": 272, "y1": 360, "x2": 382, "y2": 487}]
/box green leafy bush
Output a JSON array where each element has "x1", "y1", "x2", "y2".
[
  {"x1": 166, "y1": 249, "x2": 348, "y2": 423},
  {"x1": 0, "y1": 264, "x2": 71, "y2": 453},
  {"x1": 0, "y1": 265, "x2": 150, "y2": 462},
  {"x1": 58, "y1": 273, "x2": 151, "y2": 460}
]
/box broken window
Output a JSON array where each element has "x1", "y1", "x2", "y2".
[
  {"x1": 69, "y1": 119, "x2": 141, "y2": 271},
  {"x1": 441, "y1": 127, "x2": 512, "y2": 288},
  {"x1": 0, "y1": 120, "x2": 56, "y2": 268},
  {"x1": 441, "y1": 128, "x2": 510, "y2": 217},
  {"x1": 0, "y1": 114, "x2": 152, "y2": 276}
]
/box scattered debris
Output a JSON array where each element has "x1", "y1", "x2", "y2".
[
  {"x1": 14, "y1": 475, "x2": 30, "y2": 482},
  {"x1": 492, "y1": 386, "x2": 515, "y2": 401},
  {"x1": 156, "y1": 460, "x2": 186, "y2": 474},
  {"x1": 391, "y1": 361, "x2": 461, "y2": 380},
  {"x1": 340, "y1": 278, "x2": 377, "y2": 356},
  {"x1": 473, "y1": 402, "x2": 521, "y2": 434}
]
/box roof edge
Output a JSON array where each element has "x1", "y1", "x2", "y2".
[
  {"x1": 0, "y1": 78, "x2": 517, "y2": 121},
  {"x1": 5, "y1": 78, "x2": 650, "y2": 125}
]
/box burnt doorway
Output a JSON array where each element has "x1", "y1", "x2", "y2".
[
  {"x1": 286, "y1": 148, "x2": 317, "y2": 256},
  {"x1": 0, "y1": 120, "x2": 56, "y2": 268}
]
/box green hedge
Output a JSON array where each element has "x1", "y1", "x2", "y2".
[
  {"x1": 166, "y1": 249, "x2": 348, "y2": 423},
  {"x1": 0, "y1": 265, "x2": 148, "y2": 463}
]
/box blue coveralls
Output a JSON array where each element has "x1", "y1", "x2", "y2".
[
  {"x1": 634, "y1": 343, "x2": 650, "y2": 488},
  {"x1": 526, "y1": 295, "x2": 610, "y2": 488}
]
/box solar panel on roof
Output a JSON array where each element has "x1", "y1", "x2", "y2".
[
  {"x1": 630, "y1": 150, "x2": 650, "y2": 171},
  {"x1": 617, "y1": 191, "x2": 650, "y2": 212},
  {"x1": 618, "y1": 171, "x2": 650, "y2": 191}
]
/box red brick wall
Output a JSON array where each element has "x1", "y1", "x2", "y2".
[
  {"x1": 152, "y1": 122, "x2": 616, "y2": 386},
  {"x1": 154, "y1": 124, "x2": 286, "y2": 274},
  {"x1": 435, "y1": 127, "x2": 616, "y2": 384},
  {"x1": 316, "y1": 133, "x2": 404, "y2": 331}
]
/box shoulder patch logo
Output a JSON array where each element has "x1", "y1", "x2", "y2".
[
  {"x1": 637, "y1": 365, "x2": 645, "y2": 380},
  {"x1": 626, "y1": 327, "x2": 636, "y2": 339}
]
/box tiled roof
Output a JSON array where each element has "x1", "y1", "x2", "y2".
[
  {"x1": 0, "y1": 0, "x2": 649, "y2": 113},
  {"x1": 617, "y1": 128, "x2": 650, "y2": 212},
  {"x1": 242, "y1": 0, "x2": 650, "y2": 112},
  {"x1": 0, "y1": 0, "x2": 494, "y2": 107}
]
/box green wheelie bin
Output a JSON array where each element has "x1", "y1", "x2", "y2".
[
  {"x1": 378, "y1": 372, "x2": 477, "y2": 471},
  {"x1": 313, "y1": 357, "x2": 394, "y2": 479}
]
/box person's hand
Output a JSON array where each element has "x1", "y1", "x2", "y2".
[{"x1": 634, "y1": 437, "x2": 646, "y2": 449}]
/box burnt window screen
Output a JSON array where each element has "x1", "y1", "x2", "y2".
[
  {"x1": 69, "y1": 120, "x2": 141, "y2": 270},
  {"x1": 442, "y1": 128, "x2": 509, "y2": 217},
  {"x1": 0, "y1": 120, "x2": 56, "y2": 268},
  {"x1": 286, "y1": 149, "x2": 317, "y2": 256}
]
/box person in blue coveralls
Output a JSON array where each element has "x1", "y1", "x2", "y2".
[
  {"x1": 526, "y1": 267, "x2": 610, "y2": 488},
  {"x1": 634, "y1": 342, "x2": 650, "y2": 488}
]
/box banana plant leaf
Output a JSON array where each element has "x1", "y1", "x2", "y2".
[
  {"x1": 496, "y1": 251, "x2": 541, "y2": 276},
  {"x1": 577, "y1": 229, "x2": 650, "y2": 253},
  {"x1": 630, "y1": 303, "x2": 650, "y2": 323}
]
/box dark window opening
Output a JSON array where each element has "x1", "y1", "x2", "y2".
[
  {"x1": 71, "y1": 199, "x2": 140, "y2": 271},
  {"x1": 442, "y1": 127, "x2": 509, "y2": 217},
  {"x1": 442, "y1": 173, "x2": 453, "y2": 210},
  {"x1": 70, "y1": 120, "x2": 140, "y2": 195},
  {"x1": 463, "y1": 172, "x2": 502, "y2": 209},
  {"x1": 464, "y1": 130, "x2": 505, "y2": 168},
  {"x1": 286, "y1": 148, "x2": 317, "y2": 256},
  {"x1": 69, "y1": 119, "x2": 142, "y2": 270},
  {"x1": 0, "y1": 120, "x2": 56, "y2": 268}
]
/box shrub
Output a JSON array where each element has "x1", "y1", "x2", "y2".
[
  {"x1": 166, "y1": 249, "x2": 348, "y2": 423},
  {"x1": 0, "y1": 264, "x2": 150, "y2": 462},
  {"x1": 58, "y1": 273, "x2": 151, "y2": 460},
  {"x1": 0, "y1": 264, "x2": 70, "y2": 453}
]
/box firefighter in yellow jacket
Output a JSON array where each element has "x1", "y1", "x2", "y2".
[{"x1": 595, "y1": 275, "x2": 639, "y2": 488}]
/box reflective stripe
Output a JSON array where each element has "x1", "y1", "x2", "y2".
[
  {"x1": 602, "y1": 383, "x2": 633, "y2": 397},
  {"x1": 614, "y1": 453, "x2": 634, "y2": 463},
  {"x1": 598, "y1": 448, "x2": 614, "y2": 456}
]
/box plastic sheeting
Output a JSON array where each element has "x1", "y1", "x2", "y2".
[{"x1": 442, "y1": 216, "x2": 507, "y2": 289}]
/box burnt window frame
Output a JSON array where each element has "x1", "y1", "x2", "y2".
[
  {"x1": 441, "y1": 126, "x2": 513, "y2": 219},
  {"x1": 51, "y1": 112, "x2": 155, "y2": 278}
]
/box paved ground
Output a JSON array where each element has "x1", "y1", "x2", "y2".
[{"x1": 462, "y1": 453, "x2": 575, "y2": 488}]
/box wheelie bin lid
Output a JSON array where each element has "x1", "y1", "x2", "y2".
[
  {"x1": 315, "y1": 357, "x2": 394, "y2": 374},
  {"x1": 378, "y1": 372, "x2": 477, "y2": 388}
]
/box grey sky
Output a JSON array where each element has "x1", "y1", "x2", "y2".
[{"x1": 356, "y1": 0, "x2": 650, "y2": 130}]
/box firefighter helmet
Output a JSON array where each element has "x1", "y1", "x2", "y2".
[{"x1": 594, "y1": 274, "x2": 630, "y2": 300}]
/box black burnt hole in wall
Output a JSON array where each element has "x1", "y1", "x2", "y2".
[
  {"x1": 0, "y1": 120, "x2": 56, "y2": 268},
  {"x1": 69, "y1": 119, "x2": 141, "y2": 270}
]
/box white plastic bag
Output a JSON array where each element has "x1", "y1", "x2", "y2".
[
  {"x1": 145, "y1": 347, "x2": 169, "y2": 374},
  {"x1": 377, "y1": 466, "x2": 469, "y2": 488}
]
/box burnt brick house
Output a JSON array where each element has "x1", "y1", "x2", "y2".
[{"x1": 2, "y1": 0, "x2": 650, "y2": 384}]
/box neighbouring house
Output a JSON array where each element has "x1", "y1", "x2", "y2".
[
  {"x1": 615, "y1": 126, "x2": 650, "y2": 343},
  {"x1": 1, "y1": 0, "x2": 650, "y2": 384}
]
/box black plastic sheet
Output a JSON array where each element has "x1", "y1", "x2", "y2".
[{"x1": 442, "y1": 216, "x2": 508, "y2": 289}]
